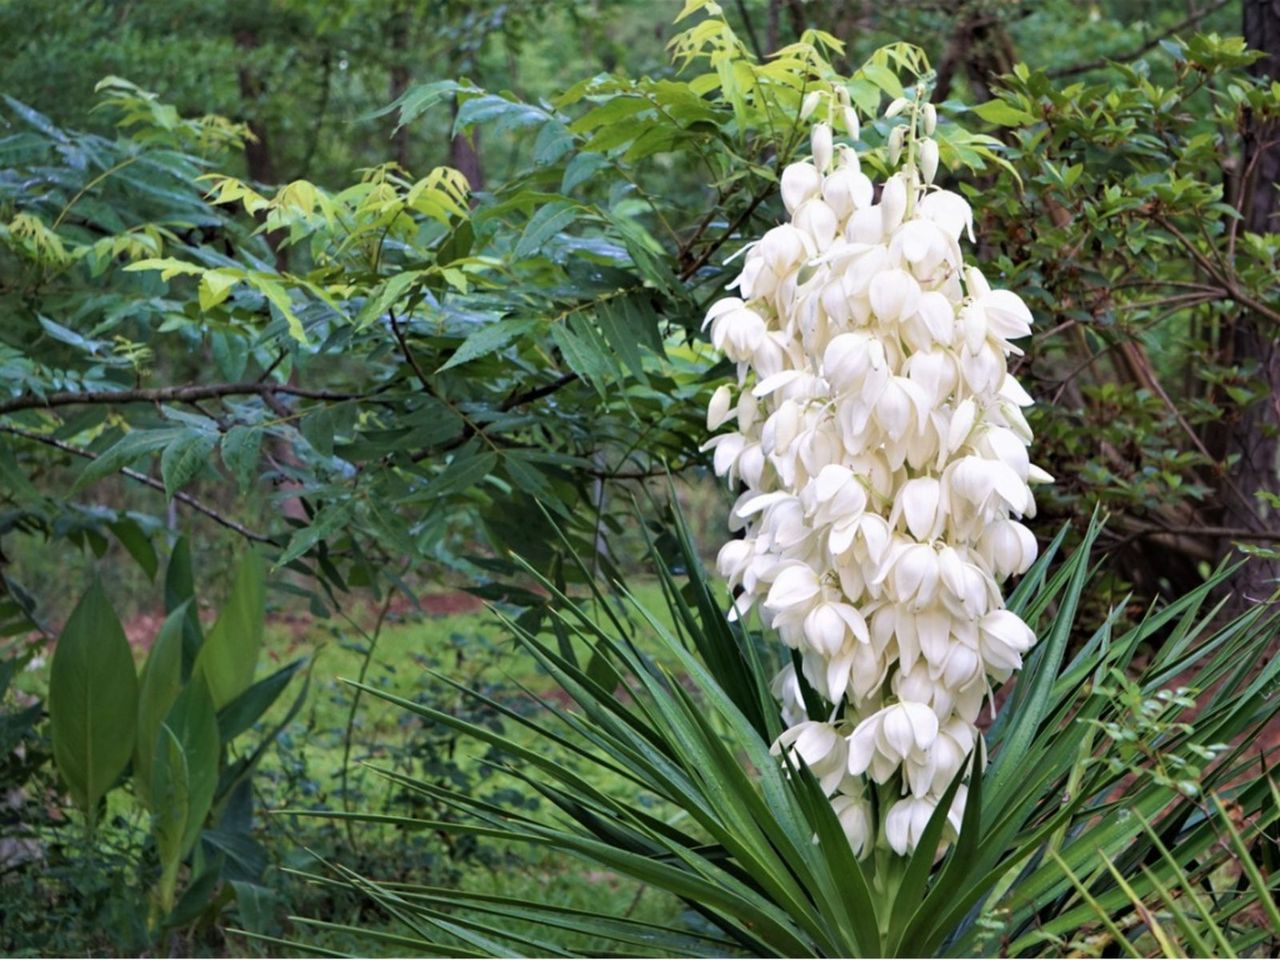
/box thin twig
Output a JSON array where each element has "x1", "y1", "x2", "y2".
[
  {"x1": 1154, "y1": 214, "x2": 1280, "y2": 325},
  {"x1": 1048, "y1": 0, "x2": 1232, "y2": 78},
  {"x1": 1107, "y1": 521, "x2": 1280, "y2": 552},
  {"x1": 0, "y1": 382, "x2": 360, "y2": 416},
  {"x1": 388, "y1": 306, "x2": 434, "y2": 394},
  {"x1": 1, "y1": 424, "x2": 274, "y2": 544},
  {"x1": 680, "y1": 187, "x2": 772, "y2": 281}
]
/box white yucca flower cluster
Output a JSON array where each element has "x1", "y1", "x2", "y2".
[{"x1": 703, "y1": 85, "x2": 1051, "y2": 858}]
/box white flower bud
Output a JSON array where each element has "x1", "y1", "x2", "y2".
[
  {"x1": 707, "y1": 384, "x2": 734, "y2": 430},
  {"x1": 842, "y1": 106, "x2": 860, "y2": 141},
  {"x1": 881, "y1": 174, "x2": 908, "y2": 233},
  {"x1": 811, "y1": 123, "x2": 834, "y2": 172},
  {"x1": 888, "y1": 124, "x2": 906, "y2": 166},
  {"x1": 919, "y1": 138, "x2": 939, "y2": 184},
  {"x1": 923, "y1": 103, "x2": 938, "y2": 135},
  {"x1": 801, "y1": 90, "x2": 823, "y2": 120}
]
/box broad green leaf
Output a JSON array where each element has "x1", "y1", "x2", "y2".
[
  {"x1": 216, "y1": 657, "x2": 305, "y2": 743},
  {"x1": 194, "y1": 551, "x2": 265, "y2": 709},
  {"x1": 48, "y1": 580, "x2": 138, "y2": 835},
  {"x1": 971, "y1": 99, "x2": 1038, "y2": 127},
  {"x1": 134, "y1": 603, "x2": 190, "y2": 809},
  {"x1": 164, "y1": 536, "x2": 204, "y2": 677},
  {"x1": 109, "y1": 517, "x2": 158, "y2": 580}
]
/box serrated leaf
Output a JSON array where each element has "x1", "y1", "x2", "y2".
[
  {"x1": 198, "y1": 269, "x2": 239, "y2": 311},
  {"x1": 551, "y1": 316, "x2": 615, "y2": 395},
  {"x1": 430, "y1": 448, "x2": 498, "y2": 499},
  {"x1": 437, "y1": 318, "x2": 537, "y2": 372},
  {"x1": 301, "y1": 407, "x2": 335, "y2": 457},
  {"x1": 221, "y1": 426, "x2": 263, "y2": 493},
  {"x1": 276, "y1": 504, "x2": 352, "y2": 568},
  {"x1": 533, "y1": 119, "x2": 573, "y2": 166},
  {"x1": 75, "y1": 428, "x2": 186, "y2": 492},
  {"x1": 160, "y1": 430, "x2": 218, "y2": 498},
  {"x1": 596, "y1": 298, "x2": 648, "y2": 380},
  {"x1": 561, "y1": 153, "x2": 609, "y2": 193},
  {"x1": 515, "y1": 201, "x2": 579, "y2": 259}
]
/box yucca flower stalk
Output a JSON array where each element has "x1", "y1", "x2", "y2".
[{"x1": 704, "y1": 83, "x2": 1052, "y2": 859}]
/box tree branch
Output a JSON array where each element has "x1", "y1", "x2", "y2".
[
  {"x1": 409, "y1": 372, "x2": 582, "y2": 463},
  {"x1": 0, "y1": 382, "x2": 361, "y2": 416},
  {"x1": 1, "y1": 425, "x2": 274, "y2": 544},
  {"x1": 499, "y1": 372, "x2": 579, "y2": 411},
  {"x1": 680, "y1": 187, "x2": 772, "y2": 281},
  {"x1": 388, "y1": 307, "x2": 434, "y2": 394},
  {"x1": 1153, "y1": 214, "x2": 1280, "y2": 326},
  {"x1": 1048, "y1": 0, "x2": 1233, "y2": 79}
]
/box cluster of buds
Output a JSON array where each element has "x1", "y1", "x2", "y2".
[{"x1": 703, "y1": 85, "x2": 1050, "y2": 857}]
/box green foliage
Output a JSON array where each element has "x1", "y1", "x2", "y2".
[
  {"x1": 276, "y1": 507, "x2": 1280, "y2": 958},
  {"x1": 0, "y1": 5, "x2": 1014, "y2": 626},
  {"x1": 967, "y1": 32, "x2": 1280, "y2": 590},
  {"x1": 151, "y1": 672, "x2": 220, "y2": 914},
  {"x1": 36, "y1": 544, "x2": 303, "y2": 944}
]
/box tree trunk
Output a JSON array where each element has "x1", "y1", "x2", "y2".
[
  {"x1": 934, "y1": 7, "x2": 1018, "y2": 103},
  {"x1": 388, "y1": 3, "x2": 412, "y2": 171},
  {"x1": 449, "y1": 100, "x2": 485, "y2": 193},
  {"x1": 1227, "y1": 0, "x2": 1280, "y2": 602},
  {"x1": 233, "y1": 30, "x2": 276, "y2": 186}
]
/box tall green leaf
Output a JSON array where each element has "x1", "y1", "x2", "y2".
[
  {"x1": 194, "y1": 551, "x2": 265, "y2": 709},
  {"x1": 48, "y1": 580, "x2": 138, "y2": 836},
  {"x1": 151, "y1": 672, "x2": 220, "y2": 914},
  {"x1": 134, "y1": 603, "x2": 190, "y2": 808}
]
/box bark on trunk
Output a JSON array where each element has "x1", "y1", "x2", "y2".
[
  {"x1": 233, "y1": 30, "x2": 276, "y2": 186},
  {"x1": 449, "y1": 100, "x2": 485, "y2": 193},
  {"x1": 388, "y1": 4, "x2": 412, "y2": 171},
  {"x1": 1227, "y1": 0, "x2": 1280, "y2": 602}
]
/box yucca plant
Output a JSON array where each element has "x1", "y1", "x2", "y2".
[{"x1": 266, "y1": 508, "x2": 1280, "y2": 958}]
